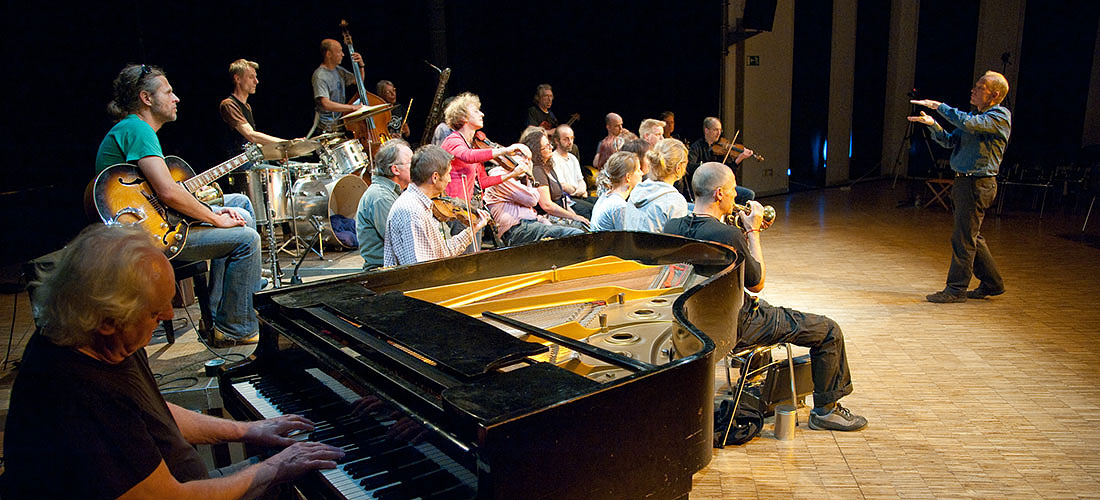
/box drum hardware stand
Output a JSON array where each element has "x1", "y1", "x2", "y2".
[
  {"x1": 289, "y1": 215, "x2": 326, "y2": 285},
  {"x1": 257, "y1": 170, "x2": 284, "y2": 288}
]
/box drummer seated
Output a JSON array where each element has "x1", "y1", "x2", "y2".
[{"x1": 482, "y1": 163, "x2": 583, "y2": 247}]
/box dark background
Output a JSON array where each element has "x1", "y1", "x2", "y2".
[{"x1": 2, "y1": 1, "x2": 1098, "y2": 265}]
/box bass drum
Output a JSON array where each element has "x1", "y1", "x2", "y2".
[
  {"x1": 227, "y1": 165, "x2": 291, "y2": 224},
  {"x1": 291, "y1": 175, "x2": 368, "y2": 250}
]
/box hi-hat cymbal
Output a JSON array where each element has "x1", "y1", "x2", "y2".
[
  {"x1": 261, "y1": 139, "x2": 319, "y2": 160},
  {"x1": 342, "y1": 103, "x2": 395, "y2": 123}
]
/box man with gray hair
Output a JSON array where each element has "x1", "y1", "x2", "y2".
[
  {"x1": 638, "y1": 118, "x2": 666, "y2": 146},
  {"x1": 219, "y1": 58, "x2": 287, "y2": 155},
  {"x1": 685, "y1": 116, "x2": 756, "y2": 204},
  {"x1": 910, "y1": 70, "x2": 1011, "y2": 303},
  {"x1": 356, "y1": 139, "x2": 412, "y2": 270},
  {"x1": 2, "y1": 224, "x2": 344, "y2": 499},
  {"x1": 384, "y1": 145, "x2": 489, "y2": 266}
]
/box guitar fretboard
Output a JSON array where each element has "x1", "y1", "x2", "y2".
[{"x1": 181, "y1": 150, "x2": 256, "y2": 193}]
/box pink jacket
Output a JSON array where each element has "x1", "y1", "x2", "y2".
[{"x1": 440, "y1": 131, "x2": 504, "y2": 201}]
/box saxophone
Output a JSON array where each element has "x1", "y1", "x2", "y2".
[{"x1": 420, "y1": 63, "x2": 452, "y2": 146}]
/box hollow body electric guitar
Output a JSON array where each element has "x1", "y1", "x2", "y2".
[{"x1": 88, "y1": 145, "x2": 263, "y2": 259}]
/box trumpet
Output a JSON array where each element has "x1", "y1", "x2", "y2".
[{"x1": 723, "y1": 202, "x2": 777, "y2": 231}]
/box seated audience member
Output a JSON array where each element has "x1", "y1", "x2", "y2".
[
  {"x1": 590, "y1": 151, "x2": 646, "y2": 231},
  {"x1": 356, "y1": 139, "x2": 412, "y2": 270},
  {"x1": 663, "y1": 163, "x2": 867, "y2": 432},
  {"x1": 384, "y1": 145, "x2": 489, "y2": 266},
  {"x1": 638, "y1": 118, "x2": 665, "y2": 146},
  {"x1": 629, "y1": 138, "x2": 690, "y2": 232},
  {"x1": 523, "y1": 129, "x2": 592, "y2": 224},
  {"x1": 2, "y1": 224, "x2": 344, "y2": 499},
  {"x1": 551, "y1": 124, "x2": 589, "y2": 199},
  {"x1": 593, "y1": 112, "x2": 637, "y2": 169}
]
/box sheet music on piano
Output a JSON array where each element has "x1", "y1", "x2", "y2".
[{"x1": 221, "y1": 232, "x2": 744, "y2": 499}]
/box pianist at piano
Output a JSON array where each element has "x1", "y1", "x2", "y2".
[{"x1": 0, "y1": 224, "x2": 344, "y2": 500}]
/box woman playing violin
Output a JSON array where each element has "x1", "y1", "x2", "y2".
[
  {"x1": 440, "y1": 92, "x2": 531, "y2": 251},
  {"x1": 685, "y1": 117, "x2": 756, "y2": 204}
]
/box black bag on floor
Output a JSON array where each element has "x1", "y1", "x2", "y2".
[{"x1": 713, "y1": 397, "x2": 763, "y2": 447}]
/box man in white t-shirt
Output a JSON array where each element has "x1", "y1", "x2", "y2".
[{"x1": 551, "y1": 124, "x2": 587, "y2": 198}]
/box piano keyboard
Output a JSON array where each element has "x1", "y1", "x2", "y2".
[{"x1": 231, "y1": 368, "x2": 477, "y2": 499}]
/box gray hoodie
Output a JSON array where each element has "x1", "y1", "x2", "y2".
[{"x1": 627, "y1": 179, "x2": 689, "y2": 232}]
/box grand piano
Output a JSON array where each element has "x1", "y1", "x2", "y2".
[{"x1": 219, "y1": 231, "x2": 744, "y2": 499}]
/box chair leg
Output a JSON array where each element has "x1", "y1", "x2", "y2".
[
  {"x1": 783, "y1": 343, "x2": 798, "y2": 426},
  {"x1": 191, "y1": 271, "x2": 214, "y2": 342},
  {"x1": 1085, "y1": 195, "x2": 1096, "y2": 232},
  {"x1": 162, "y1": 318, "x2": 175, "y2": 344}
]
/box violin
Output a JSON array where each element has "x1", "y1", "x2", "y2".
[
  {"x1": 711, "y1": 137, "x2": 765, "y2": 162},
  {"x1": 431, "y1": 196, "x2": 485, "y2": 228},
  {"x1": 472, "y1": 130, "x2": 538, "y2": 186}
]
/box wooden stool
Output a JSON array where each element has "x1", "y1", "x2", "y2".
[{"x1": 924, "y1": 178, "x2": 954, "y2": 211}]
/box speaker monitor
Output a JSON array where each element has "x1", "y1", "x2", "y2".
[{"x1": 743, "y1": 0, "x2": 777, "y2": 32}]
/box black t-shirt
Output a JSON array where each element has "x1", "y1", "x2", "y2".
[
  {"x1": 526, "y1": 106, "x2": 557, "y2": 128},
  {"x1": 663, "y1": 213, "x2": 761, "y2": 288},
  {"x1": 2, "y1": 334, "x2": 208, "y2": 499}
]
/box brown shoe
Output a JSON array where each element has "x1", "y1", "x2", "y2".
[
  {"x1": 213, "y1": 328, "x2": 259, "y2": 346},
  {"x1": 966, "y1": 286, "x2": 1005, "y2": 299},
  {"x1": 926, "y1": 290, "x2": 966, "y2": 303}
]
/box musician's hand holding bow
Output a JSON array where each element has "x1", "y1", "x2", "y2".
[
  {"x1": 242, "y1": 414, "x2": 317, "y2": 448},
  {"x1": 472, "y1": 209, "x2": 491, "y2": 232}
]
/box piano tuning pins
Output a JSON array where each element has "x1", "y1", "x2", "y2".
[{"x1": 617, "y1": 292, "x2": 625, "y2": 305}]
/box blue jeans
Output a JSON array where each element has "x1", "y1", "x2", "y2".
[
  {"x1": 501, "y1": 219, "x2": 583, "y2": 246},
  {"x1": 175, "y1": 193, "x2": 261, "y2": 338},
  {"x1": 735, "y1": 185, "x2": 755, "y2": 205}
]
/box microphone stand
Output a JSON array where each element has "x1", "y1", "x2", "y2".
[{"x1": 289, "y1": 215, "x2": 325, "y2": 285}]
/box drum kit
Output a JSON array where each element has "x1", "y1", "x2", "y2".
[{"x1": 228, "y1": 131, "x2": 377, "y2": 287}]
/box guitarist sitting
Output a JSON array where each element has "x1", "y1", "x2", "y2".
[{"x1": 94, "y1": 64, "x2": 263, "y2": 346}]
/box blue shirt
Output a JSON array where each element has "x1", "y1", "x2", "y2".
[
  {"x1": 94, "y1": 114, "x2": 163, "y2": 173},
  {"x1": 928, "y1": 103, "x2": 1011, "y2": 177},
  {"x1": 356, "y1": 175, "x2": 403, "y2": 269}
]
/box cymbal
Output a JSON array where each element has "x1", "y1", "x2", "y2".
[
  {"x1": 261, "y1": 139, "x2": 319, "y2": 160},
  {"x1": 311, "y1": 132, "x2": 347, "y2": 144},
  {"x1": 342, "y1": 103, "x2": 395, "y2": 123}
]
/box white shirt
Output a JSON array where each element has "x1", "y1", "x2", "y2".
[
  {"x1": 383, "y1": 184, "x2": 473, "y2": 266},
  {"x1": 551, "y1": 151, "x2": 585, "y2": 196}
]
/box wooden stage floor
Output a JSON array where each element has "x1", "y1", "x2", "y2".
[{"x1": 2, "y1": 179, "x2": 1098, "y2": 498}]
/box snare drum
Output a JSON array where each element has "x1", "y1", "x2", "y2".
[
  {"x1": 319, "y1": 139, "x2": 369, "y2": 176},
  {"x1": 227, "y1": 164, "x2": 291, "y2": 223}
]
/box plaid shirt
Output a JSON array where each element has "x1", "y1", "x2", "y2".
[{"x1": 383, "y1": 183, "x2": 473, "y2": 266}]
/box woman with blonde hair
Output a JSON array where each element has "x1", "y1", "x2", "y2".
[
  {"x1": 628, "y1": 138, "x2": 690, "y2": 232},
  {"x1": 590, "y1": 151, "x2": 646, "y2": 231}
]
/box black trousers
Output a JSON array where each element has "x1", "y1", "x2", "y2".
[
  {"x1": 737, "y1": 297, "x2": 853, "y2": 407},
  {"x1": 945, "y1": 176, "x2": 1003, "y2": 293}
]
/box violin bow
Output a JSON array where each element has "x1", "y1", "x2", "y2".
[
  {"x1": 460, "y1": 173, "x2": 475, "y2": 230},
  {"x1": 721, "y1": 130, "x2": 741, "y2": 164}
]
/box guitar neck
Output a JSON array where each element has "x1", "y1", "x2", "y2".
[{"x1": 181, "y1": 153, "x2": 251, "y2": 193}]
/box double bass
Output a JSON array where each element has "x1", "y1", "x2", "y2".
[{"x1": 339, "y1": 20, "x2": 392, "y2": 157}]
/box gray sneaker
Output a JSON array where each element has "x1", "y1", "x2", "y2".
[{"x1": 808, "y1": 403, "x2": 867, "y2": 431}]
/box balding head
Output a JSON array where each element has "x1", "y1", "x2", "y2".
[{"x1": 692, "y1": 162, "x2": 735, "y2": 203}]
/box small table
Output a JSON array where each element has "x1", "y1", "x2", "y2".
[{"x1": 924, "y1": 178, "x2": 954, "y2": 211}]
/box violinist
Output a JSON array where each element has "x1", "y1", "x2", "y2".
[
  {"x1": 383, "y1": 145, "x2": 489, "y2": 266},
  {"x1": 523, "y1": 129, "x2": 593, "y2": 222},
  {"x1": 312, "y1": 39, "x2": 367, "y2": 133},
  {"x1": 440, "y1": 92, "x2": 531, "y2": 252},
  {"x1": 685, "y1": 117, "x2": 755, "y2": 204},
  {"x1": 482, "y1": 137, "x2": 584, "y2": 247}
]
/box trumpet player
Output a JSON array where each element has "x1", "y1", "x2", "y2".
[{"x1": 663, "y1": 163, "x2": 867, "y2": 432}]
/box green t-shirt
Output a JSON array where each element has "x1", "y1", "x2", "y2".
[{"x1": 94, "y1": 114, "x2": 164, "y2": 174}]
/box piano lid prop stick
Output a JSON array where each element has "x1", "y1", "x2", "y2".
[{"x1": 482, "y1": 311, "x2": 652, "y2": 372}]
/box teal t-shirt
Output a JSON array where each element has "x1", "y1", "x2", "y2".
[{"x1": 94, "y1": 114, "x2": 164, "y2": 174}]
